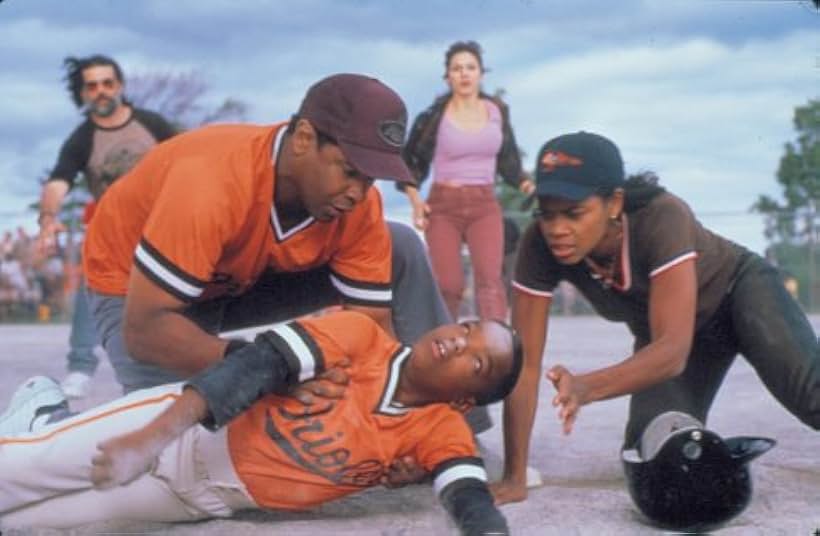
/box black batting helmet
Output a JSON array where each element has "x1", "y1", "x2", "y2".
[{"x1": 621, "y1": 411, "x2": 775, "y2": 532}]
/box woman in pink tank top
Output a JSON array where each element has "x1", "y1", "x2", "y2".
[{"x1": 400, "y1": 41, "x2": 534, "y2": 324}]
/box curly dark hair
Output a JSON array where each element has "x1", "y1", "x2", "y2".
[
  {"x1": 591, "y1": 171, "x2": 666, "y2": 213},
  {"x1": 622, "y1": 171, "x2": 666, "y2": 212},
  {"x1": 63, "y1": 54, "x2": 124, "y2": 108},
  {"x1": 444, "y1": 40, "x2": 486, "y2": 76},
  {"x1": 474, "y1": 320, "x2": 524, "y2": 406}
]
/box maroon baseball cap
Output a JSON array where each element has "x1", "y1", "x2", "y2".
[{"x1": 297, "y1": 73, "x2": 414, "y2": 185}]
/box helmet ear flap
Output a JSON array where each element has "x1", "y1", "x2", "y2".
[{"x1": 725, "y1": 436, "x2": 776, "y2": 465}]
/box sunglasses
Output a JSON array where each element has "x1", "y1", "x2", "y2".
[{"x1": 83, "y1": 78, "x2": 118, "y2": 92}]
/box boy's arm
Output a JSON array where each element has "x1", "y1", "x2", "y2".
[
  {"x1": 435, "y1": 458, "x2": 509, "y2": 536},
  {"x1": 414, "y1": 412, "x2": 509, "y2": 534},
  {"x1": 91, "y1": 386, "x2": 208, "y2": 489},
  {"x1": 91, "y1": 332, "x2": 320, "y2": 489}
]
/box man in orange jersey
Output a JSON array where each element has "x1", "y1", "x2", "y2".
[
  {"x1": 68, "y1": 73, "x2": 450, "y2": 396},
  {"x1": 0, "y1": 312, "x2": 521, "y2": 534}
]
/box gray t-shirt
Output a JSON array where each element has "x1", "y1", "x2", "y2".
[
  {"x1": 513, "y1": 192, "x2": 747, "y2": 339},
  {"x1": 49, "y1": 107, "x2": 175, "y2": 200}
]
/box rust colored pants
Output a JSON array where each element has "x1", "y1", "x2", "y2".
[{"x1": 425, "y1": 183, "x2": 507, "y2": 321}]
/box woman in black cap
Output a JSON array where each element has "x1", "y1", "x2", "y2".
[{"x1": 492, "y1": 131, "x2": 819, "y2": 504}]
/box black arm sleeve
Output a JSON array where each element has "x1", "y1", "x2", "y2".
[
  {"x1": 50, "y1": 121, "x2": 94, "y2": 186},
  {"x1": 494, "y1": 99, "x2": 524, "y2": 188},
  {"x1": 185, "y1": 333, "x2": 301, "y2": 430},
  {"x1": 440, "y1": 480, "x2": 509, "y2": 536},
  {"x1": 397, "y1": 108, "x2": 433, "y2": 192}
]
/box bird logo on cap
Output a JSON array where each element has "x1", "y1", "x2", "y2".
[
  {"x1": 541, "y1": 150, "x2": 583, "y2": 172},
  {"x1": 378, "y1": 116, "x2": 406, "y2": 148}
]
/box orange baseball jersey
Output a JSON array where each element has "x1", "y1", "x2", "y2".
[
  {"x1": 226, "y1": 311, "x2": 484, "y2": 510},
  {"x1": 83, "y1": 123, "x2": 392, "y2": 307}
]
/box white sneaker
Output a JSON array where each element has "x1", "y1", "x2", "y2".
[
  {"x1": 0, "y1": 376, "x2": 67, "y2": 436},
  {"x1": 477, "y1": 440, "x2": 544, "y2": 489},
  {"x1": 60, "y1": 371, "x2": 92, "y2": 399},
  {"x1": 525, "y1": 465, "x2": 544, "y2": 489}
]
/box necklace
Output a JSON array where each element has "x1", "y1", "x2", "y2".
[
  {"x1": 585, "y1": 219, "x2": 624, "y2": 289},
  {"x1": 585, "y1": 256, "x2": 618, "y2": 289}
]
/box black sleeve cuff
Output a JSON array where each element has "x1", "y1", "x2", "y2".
[{"x1": 439, "y1": 480, "x2": 509, "y2": 536}]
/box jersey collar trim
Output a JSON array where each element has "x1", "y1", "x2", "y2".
[
  {"x1": 610, "y1": 213, "x2": 632, "y2": 292},
  {"x1": 270, "y1": 125, "x2": 315, "y2": 241},
  {"x1": 376, "y1": 346, "x2": 413, "y2": 416}
]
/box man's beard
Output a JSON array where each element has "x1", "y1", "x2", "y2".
[{"x1": 88, "y1": 94, "x2": 123, "y2": 118}]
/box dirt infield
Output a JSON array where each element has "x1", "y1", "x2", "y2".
[{"x1": 1, "y1": 315, "x2": 818, "y2": 535}]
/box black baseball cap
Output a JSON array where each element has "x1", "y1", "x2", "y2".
[
  {"x1": 535, "y1": 131, "x2": 624, "y2": 201},
  {"x1": 297, "y1": 73, "x2": 415, "y2": 185}
]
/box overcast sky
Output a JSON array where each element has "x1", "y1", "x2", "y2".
[{"x1": 1, "y1": 0, "x2": 818, "y2": 253}]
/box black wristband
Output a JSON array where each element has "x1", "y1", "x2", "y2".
[{"x1": 440, "y1": 480, "x2": 509, "y2": 536}]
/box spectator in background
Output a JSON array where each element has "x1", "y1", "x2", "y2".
[
  {"x1": 0, "y1": 231, "x2": 13, "y2": 259},
  {"x1": 0, "y1": 230, "x2": 42, "y2": 320},
  {"x1": 400, "y1": 41, "x2": 534, "y2": 323},
  {"x1": 399, "y1": 40, "x2": 535, "y2": 439},
  {"x1": 36, "y1": 54, "x2": 177, "y2": 399}
]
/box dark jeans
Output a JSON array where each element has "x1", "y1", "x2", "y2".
[{"x1": 624, "y1": 253, "x2": 819, "y2": 447}]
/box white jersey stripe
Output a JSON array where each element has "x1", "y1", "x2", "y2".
[
  {"x1": 511, "y1": 281, "x2": 553, "y2": 298},
  {"x1": 269, "y1": 127, "x2": 315, "y2": 242},
  {"x1": 135, "y1": 244, "x2": 202, "y2": 298},
  {"x1": 270, "y1": 324, "x2": 318, "y2": 381},
  {"x1": 433, "y1": 464, "x2": 488, "y2": 496},
  {"x1": 650, "y1": 251, "x2": 698, "y2": 278},
  {"x1": 377, "y1": 347, "x2": 412, "y2": 415},
  {"x1": 330, "y1": 274, "x2": 392, "y2": 303}
]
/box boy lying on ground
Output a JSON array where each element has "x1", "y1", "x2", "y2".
[{"x1": 0, "y1": 311, "x2": 522, "y2": 535}]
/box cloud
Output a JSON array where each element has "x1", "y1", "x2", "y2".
[
  {"x1": 1, "y1": 0, "x2": 816, "y2": 251},
  {"x1": 0, "y1": 17, "x2": 141, "y2": 59}
]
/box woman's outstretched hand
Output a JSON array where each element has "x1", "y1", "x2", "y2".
[{"x1": 546, "y1": 365, "x2": 589, "y2": 435}]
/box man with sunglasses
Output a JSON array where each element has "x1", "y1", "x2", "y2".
[{"x1": 36, "y1": 54, "x2": 176, "y2": 400}]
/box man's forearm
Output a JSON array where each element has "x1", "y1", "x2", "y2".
[
  {"x1": 123, "y1": 306, "x2": 228, "y2": 375},
  {"x1": 39, "y1": 180, "x2": 69, "y2": 220}
]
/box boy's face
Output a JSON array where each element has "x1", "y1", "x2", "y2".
[{"x1": 409, "y1": 320, "x2": 513, "y2": 404}]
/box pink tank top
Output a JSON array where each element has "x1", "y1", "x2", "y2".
[{"x1": 431, "y1": 99, "x2": 502, "y2": 186}]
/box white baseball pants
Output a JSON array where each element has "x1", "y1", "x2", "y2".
[{"x1": 0, "y1": 383, "x2": 255, "y2": 528}]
